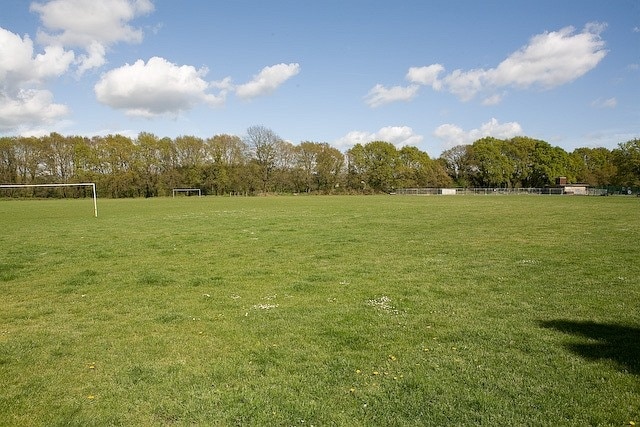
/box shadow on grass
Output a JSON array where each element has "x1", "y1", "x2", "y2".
[{"x1": 540, "y1": 320, "x2": 640, "y2": 375}]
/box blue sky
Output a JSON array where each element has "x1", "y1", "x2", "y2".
[{"x1": 1, "y1": 0, "x2": 638, "y2": 157}]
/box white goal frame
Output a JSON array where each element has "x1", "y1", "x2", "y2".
[
  {"x1": 172, "y1": 188, "x2": 201, "y2": 197},
  {"x1": 0, "y1": 183, "x2": 98, "y2": 217}
]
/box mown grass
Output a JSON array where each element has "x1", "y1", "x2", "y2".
[{"x1": 0, "y1": 195, "x2": 639, "y2": 426}]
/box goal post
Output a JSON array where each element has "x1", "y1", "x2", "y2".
[
  {"x1": 172, "y1": 188, "x2": 201, "y2": 197},
  {"x1": 0, "y1": 182, "x2": 98, "y2": 217}
]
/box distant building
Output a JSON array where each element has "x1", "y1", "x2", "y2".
[
  {"x1": 553, "y1": 177, "x2": 589, "y2": 195},
  {"x1": 439, "y1": 188, "x2": 457, "y2": 195}
]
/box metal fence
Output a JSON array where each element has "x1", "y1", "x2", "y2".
[{"x1": 394, "y1": 187, "x2": 620, "y2": 196}]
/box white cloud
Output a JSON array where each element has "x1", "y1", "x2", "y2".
[
  {"x1": 0, "y1": 1, "x2": 154, "y2": 131},
  {"x1": 94, "y1": 56, "x2": 227, "y2": 117},
  {"x1": 433, "y1": 124, "x2": 467, "y2": 148},
  {"x1": 335, "y1": 126, "x2": 423, "y2": 150},
  {"x1": 376, "y1": 126, "x2": 424, "y2": 147},
  {"x1": 0, "y1": 27, "x2": 74, "y2": 88},
  {"x1": 486, "y1": 23, "x2": 607, "y2": 90},
  {"x1": 374, "y1": 23, "x2": 607, "y2": 106},
  {"x1": 30, "y1": 0, "x2": 154, "y2": 73},
  {"x1": 31, "y1": 0, "x2": 154, "y2": 45},
  {"x1": 406, "y1": 64, "x2": 444, "y2": 89},
  {"x1": 211, "y1": 77, "x2": 233, "y2": 91},
  {"x1": 442, "y1": 23, "x2": 607, "y2": 102},
  {"x1": 76, "y1": 41, "x2": 107, "y2": 74},
  {"x1": 590, "y1": 97, "x2": 617, "y2": 108},
  {"x1": 334, "y1": 130, "x2": 371, "y2": 150},
  {"x1": 0, "y1": 27, "x2": 73, "y2": 132},
  {"x1": 364, "y1": 84, "x2": 420, "y2": 107},
  {"x1": 481, "y1": 93, "x2": 504, "y2": 106},
  {"x1": 0, "y1": 89, "x2": 68, "y2": 131},
  {"x1": 442, "y1": 68, "x2": 486, "y2": 101},
  {"x1": 434, "y1": 118, "x2": 523, "y2": 149},
  {"x1": 235, "y1": 63, "x2": 300, "y2": 99}
]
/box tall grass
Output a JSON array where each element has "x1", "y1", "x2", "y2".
[{"x1": 1, "y1": 195, "x2": 638, "y2": 425}]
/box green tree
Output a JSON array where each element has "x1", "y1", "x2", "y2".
[
  {"x1": 346, "y1": 141, "x2": 399, "y2": 192},
  {"x1": 346, "y1": 143, "x2": 367, "y2": 191},
  {"x1": 314, "y1": 143, "x2": 344, "y2": 193},
  {"x1": 292, "y1": 141, "x2": 318, "y2": 193},
  {"x1": 290, "y1": 141, "x2": 345, "y2": 193},
  {"x1": 203, "y1": 134, "x2": 247, "y2": 195},
  {"x1": 396, "y1": 145, "x2": 423, "y2": 188},
  {"x1": 37, "y1": 133, "x2": 79, "y2": 190},
  {"x1": 529, "y1": 141, "x2": 572, "y2": 187},
  {"x1": 440, "y1": 145, "x2": 471, "y2": 186},
  {"x1": 14, "y1": 136, "x2": 45, "y2": 184},
  {"x1": 174, "y1": 135, "x2": 205, "y2": 188},
  {"x1": 0, "y1": 137, "x2": 17, "y2": 184},
  {"x1": 206, "y1": 134, "x2": 246, "y2": 165},
  {"x1": 502, "y1": 137, "x2": 540, "y2": 188},
  {"x1": 272, "y1": 140, "x2": 296, "y2": 193},
  {"x1": 571, "y1": 147, "x2": 616, "y2": 187},
  {"x1": 72, "y1": 135, "x2": 100, "y2": 187},
  {"x1": 612, "y1": 138, "x2": 640, "y2": 187},
  {"x1": 244, "y1": 125, "x2": 283, "y2": 192},
  {"x1": 467, "y1": 137, "x2": 513, "y2": 187},
  {"x1": 368, "y1": 141, "x2": 398, "y2": 191},
  {"x1": 156, "y1": 137, "x2": 180, "y2": 195},
  {"x1": 134, "y1": 132, "x2": 164, "y2": 197},
  {"x1": 397, "y1": 146, "x2": 452, "y2": 188},
  {"x1": 175, "y1": 135, "x2": 205, "y2": 168},
  {"x1": 96, "y1": 134, "x2": 137, "y2": 197}
]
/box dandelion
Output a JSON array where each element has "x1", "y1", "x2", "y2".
[
  {"x1": 87, "y1": 395, "x2": 95, "y2": 400},
  {"x1": 356, "y1": 369, "x2": 361, "y2": 374},
  {"x1": 373, "y1": 371, "x2": 379, "y2": 375}
]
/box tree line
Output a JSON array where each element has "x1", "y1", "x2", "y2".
[
  {"x1": 0, "y1": 126, "x2": 638, "y2": 198},
  {"x1": 440, "y1": 136, "x2": 639, "y2": 189}
]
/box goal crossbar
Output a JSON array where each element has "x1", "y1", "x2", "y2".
[{"x1": 0, "y1": 183, "x2": 98, "y2": 217}]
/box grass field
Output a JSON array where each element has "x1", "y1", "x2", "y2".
[{"x1": 1, "y1": 195, "x2": 639, "y2": 426}]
